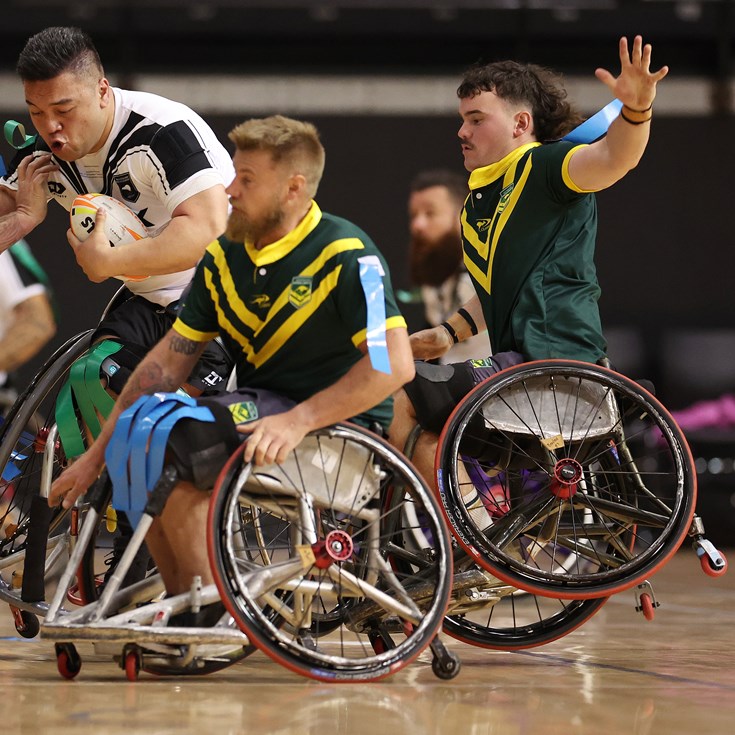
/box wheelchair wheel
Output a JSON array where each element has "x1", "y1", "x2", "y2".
[
  {"x1": 442, "y1": 556, "x2": 608, "y2": 649},
  {"x1": 435, "y1": 360, "x2": 697, "y2": 600},
  {"x1": 208, "y1": 423, "x2": 453, "y2": 682},
  {"x1": 0, "y1": 332, "x2": 95, "y2": 612},
  {"x1": 379, "y1": 476, "x2": 606, "y2": 650}
]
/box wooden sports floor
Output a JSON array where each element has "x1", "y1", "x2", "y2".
[{"x1": 1, "y1": 548, "x2": 733, "y2": 735}]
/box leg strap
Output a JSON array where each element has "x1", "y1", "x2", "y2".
[
  {"x1": 55, "y1": 340, "x2": 124, "y2": 458},
  {"x1": 105, "y1": 393, "x2": 215, "y2": 527}
]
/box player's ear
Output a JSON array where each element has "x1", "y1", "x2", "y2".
[
  {"x1": 99, "y1": 78, "x2": 112, "y2": 106},
  {"x1": 287, "y1": 173, "x2": 307, "y2": 199},
  {"x1": 514, "y1": 110, "x2": 532, "y2": 137}
]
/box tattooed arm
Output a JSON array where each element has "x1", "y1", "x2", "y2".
[{"x1": 49, "y1": 329, "x2": 206, "y2": 507}]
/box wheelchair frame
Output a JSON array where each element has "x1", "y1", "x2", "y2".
[{"x1": 41, "y1": 422, "x2": 458, "y2": 682}]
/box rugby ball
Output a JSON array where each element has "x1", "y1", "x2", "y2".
[{"x1": 70, "y1": 193, "x2": 147, "y2": 247}]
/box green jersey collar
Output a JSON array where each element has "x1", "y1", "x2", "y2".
[
  {"x1": 468, "y1": 142, "x2": 541, "y2": 189},
  {"x1": 245, "y1": 200, "x2": 323, "y2": 266}
]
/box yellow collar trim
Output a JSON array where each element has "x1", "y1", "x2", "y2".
[
  {"x1": 245, "y1": 201, "x2": 322, "y2": 266},
  {"x1": 468, "y1": 143, "x2": 541, "y2": 189}
]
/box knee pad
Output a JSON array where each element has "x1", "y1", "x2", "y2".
[
  {"x1": 166, "y1": 400, "x2": 241, "y2": 489},
  {"x1": 105, "y1": 394, "x2": 240, "y2": 526},
  {"x1": 101, "y1": 342, "x2": 149, "y2": 394}
]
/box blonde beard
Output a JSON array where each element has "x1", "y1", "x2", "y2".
[{"x1": 225, "y1": 207, "x2": 284, "y2": 243}]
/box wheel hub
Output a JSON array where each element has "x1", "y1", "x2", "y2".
[
  {"x1": 550, "y1": 457, "x2": 583, "y2": 499},
  {"x1": 312, "y1": 530, "x2": 354, "y2": 568}
]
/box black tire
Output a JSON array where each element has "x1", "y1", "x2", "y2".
[
  {"x1": 443, "y1": 577, "x2": 607, "y2": 649},
  {"x1": 435, "y1": 360, "x2": 697, "y2": 599},
  {"x1": 0, "y1": 332, "x2": 94, "y2": 609},
  {"x1": 380, "y1": 466, "x2": 607, "y2": 650},
  {"x1": 208, "y1": 423, "x2": 452, "y2": 681}
]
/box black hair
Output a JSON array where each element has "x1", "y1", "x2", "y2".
[{"x1": 17, "y1": 26, "x2": 103, "y2": 82}]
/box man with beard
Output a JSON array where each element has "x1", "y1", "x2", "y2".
[
  {"x1": 408, "y1": 169, "x2": 491, "y2": 362},
  {"x1": 50, "y1": 115, "x2": 415, "y2": 617}
]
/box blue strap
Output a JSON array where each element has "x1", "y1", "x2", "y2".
[
  {"x1": 105, "y1": 393, "x2": 214, "y2": 527},
  {"x1": 0, "y1": 155, "x2": 5, "y2": 177},
  {"x1": 1, "y1": 429, "x2": 34, "y2": 482},
  {"x1": 128, "y1": 400, "x2": 183, "y2": 509},
  {"x1": 106, "y1": 395, "x2": 164, "y2": 527},
  {"x1": 143, "y1": 405, "x2": 213, "y2": 490},
  {"x1": 358, "y1": 256, "x2": 391, "y2": 375},
  {"x1": 562, "y1": 99, "x2": 623, "y2": 144}
]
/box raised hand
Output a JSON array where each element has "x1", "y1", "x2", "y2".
[{"x1": 595, "y1": 35, "x2": 669, "y2": 111}]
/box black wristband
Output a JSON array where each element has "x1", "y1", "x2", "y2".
[
  {"x1": 620, "y1": 109, "x2": 652, "y2": 125},
  {"x1": 457, "y1": 307, "x2": 479, "y2": 336},
  {"x1": 441, "y1": 321, "x2": 459, "y2": 344}
]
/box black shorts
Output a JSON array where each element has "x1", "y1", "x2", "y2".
[
  {"x1": 403, "y1": 351, "x2": 525, "y2": 434},
  {"x1": 204, "y1": 386, "x2": 297, "y2": 429},
  {"x1": 92, "y1": 292, "x2": 233, "y2": 395},
  {"x1": 157, "y1": 388, "x2": 296, "y2": 489}
]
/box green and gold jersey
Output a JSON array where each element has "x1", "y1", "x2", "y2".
[
  {"x1": 173, "y1": 201, "x2": 406, "y2": 428},
  {"x1": 463, "y1": 141, "x2": 606, "y2": 363}
]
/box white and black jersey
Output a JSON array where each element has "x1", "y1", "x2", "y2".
[{"x1": 0, "y1": 88, "x2": 234, "y2": 305}]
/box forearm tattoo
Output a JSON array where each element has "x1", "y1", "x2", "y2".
[
  {"x1": 120, "y1": 361, "x2": 179, "y2": 410},
  {"x1": 169, "y1": 334, "x2": 200, "y2": 355}
]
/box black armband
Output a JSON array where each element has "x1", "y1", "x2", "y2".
[
  {"x1": 440, "y1": 321, "x2": 459, "y2": 344},
  {"x1": 457, "y1": 308, "x2": 479, "y2": 336}
]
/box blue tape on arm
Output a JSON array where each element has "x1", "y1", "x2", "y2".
[
  {"x1": 562, "y1": 100, "x2": 623, "y2": 144},
  {"x1": 358, "y1": 256, "x2": 391, "y2": 375}
]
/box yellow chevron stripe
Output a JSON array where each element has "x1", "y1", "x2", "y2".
[
  {"x1": 485, "y1": 156, "x2": 534, "y2": 294},
  {"x1": 463, "y1": 155, "x2": 534, "y2": 296},
  {"x1": 461, "y1": 207, "x2": 491, "y2": 260},
  {"x1": 265, "y1": 239, "x2": 365, "y2": 323},
  {"x1": 171, "y1": 319, "x2": 218, "y2": 342},
  {"x1": 201, "y1": 238, "x2": 368, "y2": 368},
  {"x1": 252, "y1": 266, "x2": 342, "y2": 368},
  {"x1": 209, "y1": 243, "x2": 261, "y2": 331},
  {"x1": 204, "y1": 268, "x2": 256, "y2": 360}
]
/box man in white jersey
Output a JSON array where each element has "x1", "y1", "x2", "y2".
[{"x1": 0, "y1": 26, "x2": 234, "y2": 393}]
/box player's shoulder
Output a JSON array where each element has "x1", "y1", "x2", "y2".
[
  {"x1": 529, "y1": 139, "x2": 583, "y2": 165},
  {"x1": 316, "y1": 211, "x2": 389, "y2": 267},
  {"x1": 317, "y1": 211, "x2": 373, "y2": 246},
  {"x1": 114, "y1": 87, "x2": 206, "y2": 128}
]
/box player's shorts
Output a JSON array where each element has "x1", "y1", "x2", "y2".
[
  {"x1": 202, "y1": 386, "x2": 297, "y2": 429},
  {"x1": 92, "y1": 291, "x2": 233, "y2": 395},
  {"x1": 403, "y1": 351, "x2": 525, "y2": 434}
]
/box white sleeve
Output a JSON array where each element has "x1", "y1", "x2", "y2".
[{"x1": 0, "y1": 250, "x2": 46, "y2": 313}]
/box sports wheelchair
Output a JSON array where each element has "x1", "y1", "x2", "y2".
[
  {"x1": 0, "y1": 292, "x2": 193, "y2": 639},
  {"x1": 41, "y1": 412, "x2": 457, "y2": 682},
  {"x1": 423, "y1": 359, "x2": 726, "y2": 646}
]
